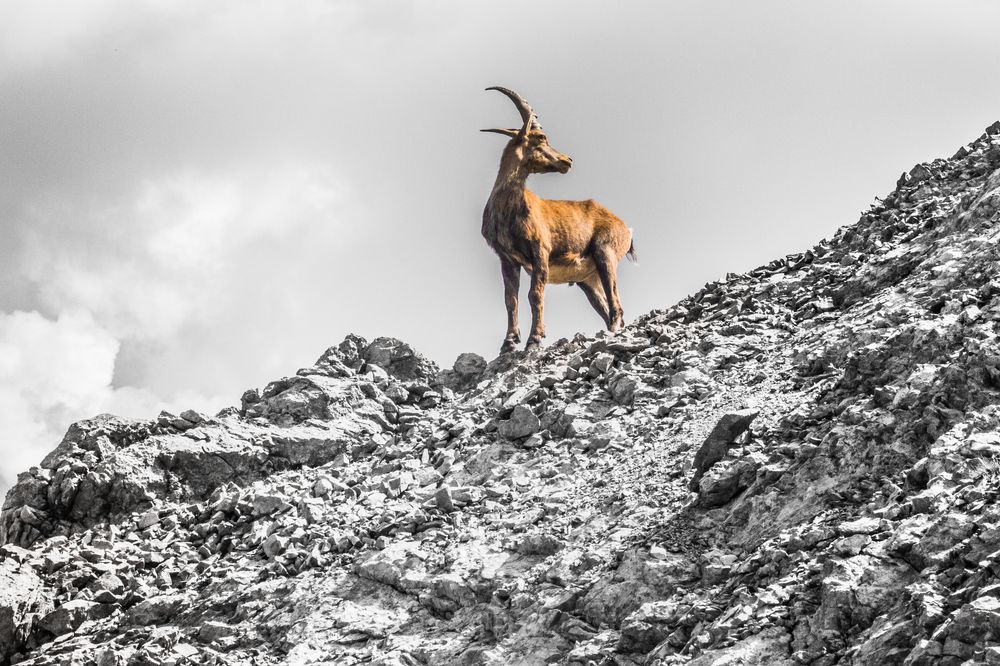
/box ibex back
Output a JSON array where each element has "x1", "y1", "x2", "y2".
[{"x1": 481, "y1": 86, "x2": 636, "y2": 354}]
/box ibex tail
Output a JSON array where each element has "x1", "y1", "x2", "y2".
[{"x1": 626, "y1": 236, "x2": 638, "y2": 264}]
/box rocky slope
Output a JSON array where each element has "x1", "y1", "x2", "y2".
[{"x1": 4, "y1": 122, "x2": 1000, "y2": 666}]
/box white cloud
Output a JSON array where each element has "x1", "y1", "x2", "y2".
[
  {"x1": 0, "y1": 0, "x2": 126, "y2": 70},
  {"x1": 0, "y1": 310, "x2": 230, "y2": 481},
  {"x1": 0, "y1": 310, "x2": 118, "y2": 411},
  {"x1": 20, "y1": 164, "x2": 349, "y2": 340},
  {"x1": 1, "y1": 164, "x2": 352, "y2": 483},
  {"x1": 0, "y1": 165, "x2": 345, "y2": 478}
]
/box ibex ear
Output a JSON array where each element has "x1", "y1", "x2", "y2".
[{"x1": 480, "y1": 128, "x2": 521, "y2": 138}]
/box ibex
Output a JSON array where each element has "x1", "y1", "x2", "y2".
[{"x1": 481, "y1": 86, "x2": 636, "y2": 353}]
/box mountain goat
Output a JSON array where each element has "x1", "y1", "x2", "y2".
[{"x1": 481, "y1": 86, "x2": 636, "y2": 353}]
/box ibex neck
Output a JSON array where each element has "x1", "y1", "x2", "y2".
[
  {"x1": 492, "y1": 178, "x2": 527, "y2": 202},
  {"x1": 483, "y1": 171, "x2": 531, "y2": 247},
  {"x1": 491, "y1": 155, "x2": 529, "y2": 194}
]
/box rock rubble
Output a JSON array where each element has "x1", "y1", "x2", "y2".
[{"x1": 3, "y1": 121, "x2": 1000, "y2": 664}]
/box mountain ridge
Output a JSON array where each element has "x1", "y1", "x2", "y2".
[{"x1": 2, "y1": 120, "x2": 1000, "y2": 665}]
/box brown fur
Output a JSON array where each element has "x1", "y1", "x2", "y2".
[{"x1": 481, "y1": 87, "x2": 635, "y2": 353}]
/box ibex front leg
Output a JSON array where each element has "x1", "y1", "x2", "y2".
[
  {"x1": 526, "y1": 253, "x2": 549, "y2": 349},
  {"x1": 499, "y1": 258, "x2": 521, "y2": 354}
]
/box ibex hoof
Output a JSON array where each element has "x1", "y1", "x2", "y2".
[
  {"x1": 525, "y1": 337, "x2": 542, "y2": 350},
  {"x1": 500, "y1": 340, "x2": 519, "y2": 354}
]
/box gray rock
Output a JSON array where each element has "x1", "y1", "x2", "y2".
[
  {"x1": 87, "y1": 572, "x2": 126, "y2": 604},
  {"x1": 590, "y1": 353, "x2": 615, "y2": 375},
  {"x1": 260, "y1": 377, "x2": 333, "y2": 422},
  {"x1": 689, "y1": 409, "x2": 758, "y2": 490},
  {"x1": 908, "y1": 512, "x2": 976, "y2": 570},
  {"x1": 179, "y1": 409, "x2": 207, "y2": 424},
  {"x1": 364, "y1": 337, "x2": 439, "y2": 381},
  {"x1": 948, "y1": 595, "x2": 1000, "y2": 643},
  {"x1": 0, "y1": 564, "x2": 52, "y2": 660},
  {"x1": 688, "y1": 628, "x2": 796, "y2": 665},
  {"x1": 908, "y1": 164, "x2": 933, "y2": 183},
  {"x1": 268, "y1": 431, "x2": 347, "y2": 467},
  {"x1": 262, "y1": 534, "x2": 289, "y2": 558},
  {"x1": 696, "y1": 457, "x2": 760, "y2": 506},
  {"x1": 618, "y1": 601, "x2": 681, "y2": 653},
  {"x1": 39, "y1": 599, "x2": 113, "y2": 635},
  {"x1": 313, "y1": 477, "x2": 335, "y2": 498},
  {"x1": 581, "y1": 579, "x2": 656, "y2": 629},
  {"x1": 437, "y1": 353, "x2": 489, "y2": 391},
  {"x1": 434, "y1": 486, "x2": 455, "y2": 512},
  {"x1": 253, "y1": 494, "x2": 293, "y2": 516},
  {"x1": 454, "y1": 352, "x2": 487, "y2": 377},
  {"x1": 355, "y1": 541, "x2": 427, "y2": 588},
  {"x1": 837, "y1": 516, "x2": 885, "y2": 535},
  {"x1": 586, "y1": 420, "x2": 626, "y2": 451},
  {"x1": 198, "y1": 620, "x2": 237, "y2": 644},
  {"x1": 137, "y1": 510, "x2": 160, "y2": 529},
  {"x1": 125, "y1": 594, "x2": 185, "y2": 626},
  {"x1": 514, "y1": 532, "x2": 563, "y2": 555},
  {"x1": 498, "y1": 405, "x2": 540, "y2": 440},
  {"x1": 607, "y1": 372, "x2": 638, "y2": 405}
]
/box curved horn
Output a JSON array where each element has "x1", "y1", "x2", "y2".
[
  {"x1": 486, "y1": 86, "x2": 543, "y2": 132},
  {"x1": 480, "y1": 128, "x2": 521, "y2": 138}
]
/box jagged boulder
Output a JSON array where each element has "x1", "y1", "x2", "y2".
[
  {"x1": 689, "y1": 409, "x2": 758, "y2": 491},
  {"x1": 0, "y1": 561, "x2": 52, "y2": 661},
  {"x1": 436, "y1": 352, "x2": 488, "y2": 392},
  {"x1": 498, "y1": 404, "x2": 541, "y2": 440},
  {"x1": 363, "y1": 337, "x2": 439, "y2": 382}
]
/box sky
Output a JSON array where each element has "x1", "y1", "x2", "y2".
[{"x1": 2, "y1": 1, "x2": 1000, "y2": 491}]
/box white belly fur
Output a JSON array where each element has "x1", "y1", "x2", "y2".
[{"x1": 546, "y1": 257, "x2": 598, "y2": 285}]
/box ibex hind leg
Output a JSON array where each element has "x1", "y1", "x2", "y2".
[
  {"x1": 578, "y1": 278, "x2": 611, "y2": 328},
  {"x1": 594, "y1": 250, "x2": 624, "y2": 332}
]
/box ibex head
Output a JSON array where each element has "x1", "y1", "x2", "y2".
[{"x1": 482, "y1": 86, "x2": 573, "y2": 175}]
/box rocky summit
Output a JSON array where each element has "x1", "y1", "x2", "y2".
[{"x1": 4, "y1": 122, "x2": 1000, "y2": 666}]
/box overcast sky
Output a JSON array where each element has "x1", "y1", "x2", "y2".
[{"x1": 2, "y1": 1, "x2": 1000, "y2": 490}]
